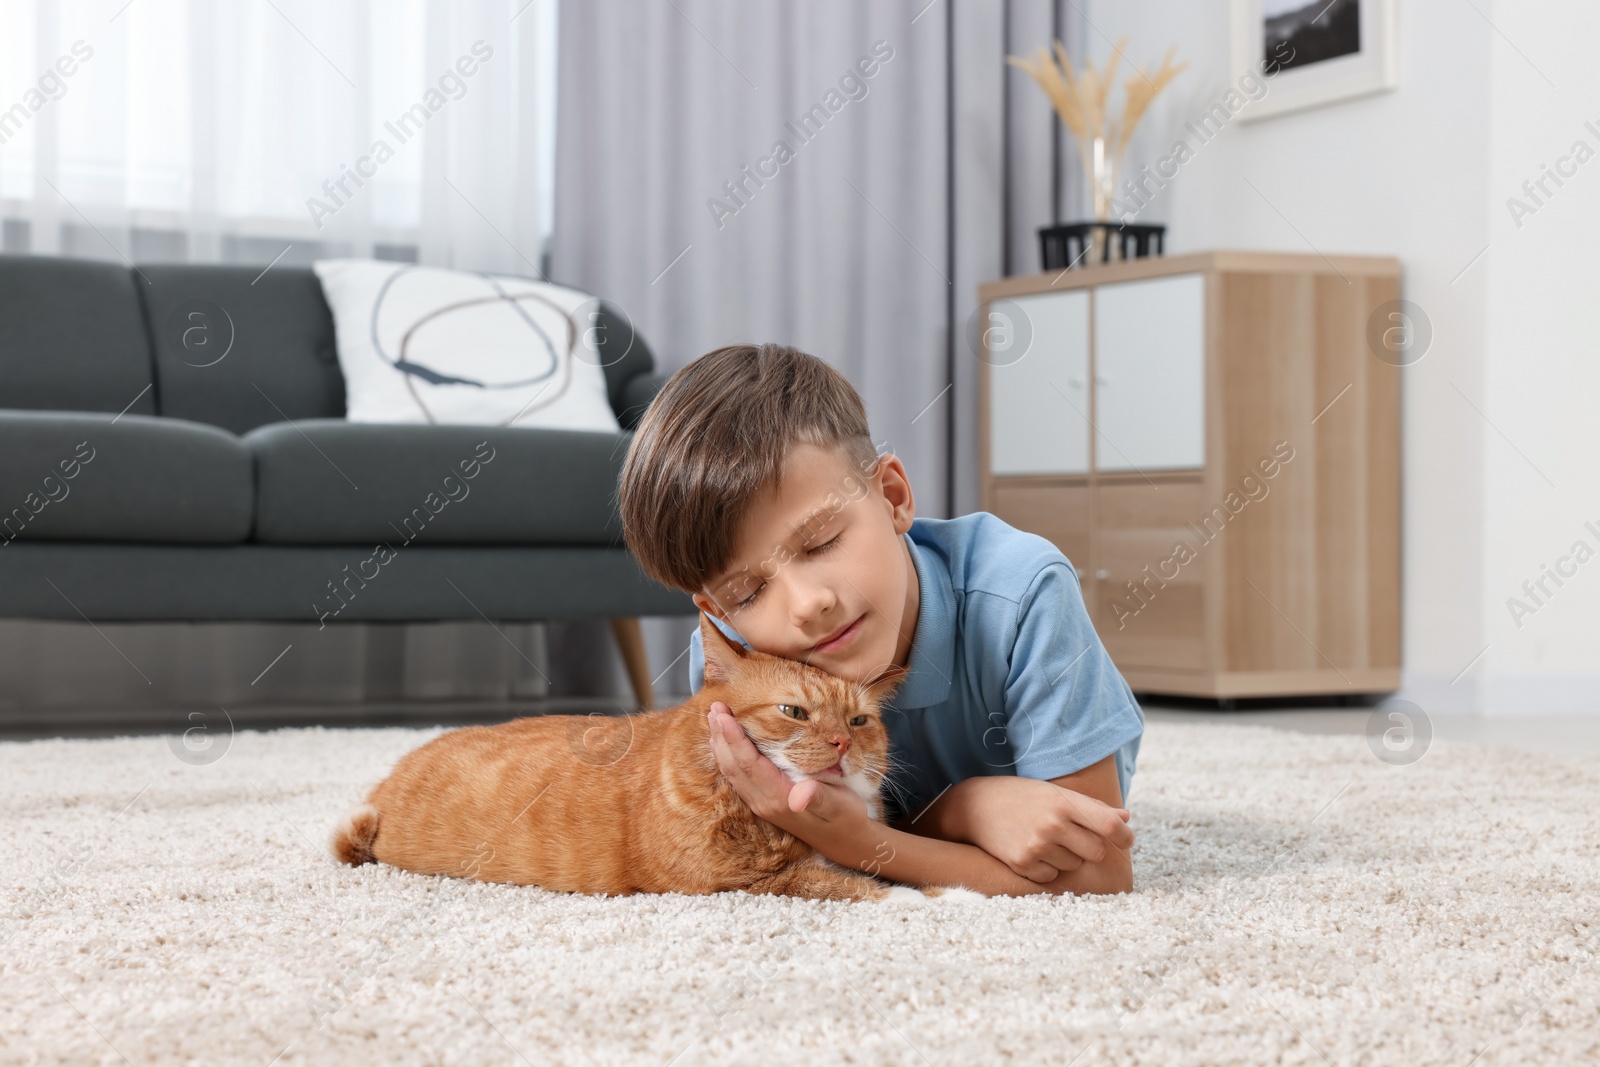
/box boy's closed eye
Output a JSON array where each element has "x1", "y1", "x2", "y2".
[{"x1": 734, "y1": 533, "x2": 844, "y2": 609}]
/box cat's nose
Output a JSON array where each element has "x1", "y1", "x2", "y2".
[{"x1": 829, "y1": 734, "x2": 851, "y2": 755}]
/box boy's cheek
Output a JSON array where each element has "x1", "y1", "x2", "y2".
[
  {"x1": 840, "y1": 629, "x2": 895, "y2": 687},
  {"x1": 735, "y1": 606, "x2": 790, "y2": 650}
]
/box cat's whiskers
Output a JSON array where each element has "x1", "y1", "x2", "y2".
[
  {"x1": 877, "y1": 776, "x2": 914, "y2": 812},
  {"x1": 873, "y1": 750, "x2": 919, "y2": 813}
]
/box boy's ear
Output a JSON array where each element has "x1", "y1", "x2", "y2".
[
  {"x1": 873, "y1": 451, "x2": 916, "y2": 536},
  {"x1": 698, "y1": 611, "x2": 749, "y2": 686},
  {"x1": 690, "y1": 592, "x2": 719, "y2": 619},
  {"x1": 863, "y1": 663, "x2": 910, "y2": 706}
]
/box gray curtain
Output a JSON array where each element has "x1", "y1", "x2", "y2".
[
  {"x1": 550, "y1": 0, "x2": 1082, "y2": 702},
  {"x1": 8, "y1": 1, "x2": 1085, "y2": 716}
]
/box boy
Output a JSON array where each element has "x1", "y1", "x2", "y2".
[{"x1": 617, "y1": 343, "x2": 1142, "y2": 896}]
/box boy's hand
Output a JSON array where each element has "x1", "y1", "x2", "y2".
[
  {"x1": 950, "y1": 775, "x2": 1133, "y2": 883},
  {"x1": 706, "y1": 701, "x2": 870, "y2": 832}
]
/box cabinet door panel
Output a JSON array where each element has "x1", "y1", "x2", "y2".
[
  {"x1": 987, "y1": 291, "x2": 1090, "y2": 475},
  {"x1": 1092, "y1": 478, "x2": 1208, "y2": 671},
  {"x1": 1093, "y1": 274, "x2": 1205, "y2": 472}
]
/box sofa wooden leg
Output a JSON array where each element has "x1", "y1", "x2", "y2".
[{"x1": 609, "y1": 617, "x2": 654, "y2": 711}]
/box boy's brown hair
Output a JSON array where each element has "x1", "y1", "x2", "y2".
[{"x1": 618, "y1": 343, "x2": 882, "y2": 598}]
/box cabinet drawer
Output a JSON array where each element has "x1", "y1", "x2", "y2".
[
  {"x1": 991, "y1": 480, "x2": 1090, "y2": 577},
  {"x1": 1091, "y1": 478, "x2": 1208, "y2": 671}
]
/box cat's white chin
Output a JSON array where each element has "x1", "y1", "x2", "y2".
[
  {"x1": 840, "y1": 768, "x2": 880, "y2": 806},
  {"x1": 767, "y1": 753, "x2": 884, "y2": 818}
]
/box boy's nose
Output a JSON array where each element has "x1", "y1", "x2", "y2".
[{"x1": 787, "y1": 579, "x2": 838, "y2": 630}]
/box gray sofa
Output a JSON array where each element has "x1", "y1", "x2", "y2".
[{"x1": 0, "y1": 254, "x2": 694, "y2": 708}]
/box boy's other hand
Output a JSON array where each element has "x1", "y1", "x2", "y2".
[
  {"x1": 705, "y1": 701, "x2": 869, "y2": 830},
  {"x1": 952, "y1": 775, "x2": 1133, "y2": 883},
  {"x1": 707, "y1": 701, "x2": 795, "y2": 820}
]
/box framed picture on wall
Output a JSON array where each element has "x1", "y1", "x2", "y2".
[{"x1": 1231, "y1": 0, "x2": 1398, "y2": 121}]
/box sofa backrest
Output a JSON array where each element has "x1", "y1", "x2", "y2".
[
  {"x1": 0, "y1": 255, "x2": 158, "y2": 417},
  {"x1": 591, "y1": 300, "x2": 656, "y2": 421},
  {"x1": 136, "y1": 265, "x2": 346, "y2": 434},
  {"x1": 1, "y1": 254, "x2": 657, "y2": 434}
]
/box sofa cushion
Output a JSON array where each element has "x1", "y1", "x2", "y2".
[
  {"x1": 309, "y1": 259, "x2": 622, "y2": 431},
  {"x1": 245, "y1": 421, "x2": 628, "y2": 546},
  {"x1": 0, "y1": 412, "x2": 252, "y2": 544},
  {"x1": 134, "y1": 264, "x2": 346, "y2": 435},
  {"x1": 0, "y1": 255, "x2": 156, "y2": 417}
]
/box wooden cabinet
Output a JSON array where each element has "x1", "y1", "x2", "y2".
[
  {"x1": 978, "y1": 251, "x2": 1401, "y2": 700},
  {"x1": 991, "y1": 480, "x2": 1091, "y2": 576}
]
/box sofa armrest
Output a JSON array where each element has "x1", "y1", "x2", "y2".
[{"x1": 616, "y1": 372, "x2": 668, "y2": 431}]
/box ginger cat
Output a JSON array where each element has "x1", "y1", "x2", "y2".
[{"x1": 332, "y1": 612, "x2": 980, "y2": 903}]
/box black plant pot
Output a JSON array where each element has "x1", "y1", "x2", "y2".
[{"x1": 1039, "y1": 221, "x2": 1166, "y2": 271}]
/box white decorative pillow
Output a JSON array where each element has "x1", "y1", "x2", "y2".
[{"x1": 311, "y1": 259, "x2": 622, "y2": 431}]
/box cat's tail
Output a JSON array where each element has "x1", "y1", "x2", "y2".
[{"x1": 331, "y1": 803, "x2": 380, "y2": 866}]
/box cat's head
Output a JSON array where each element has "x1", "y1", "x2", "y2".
[{"x1": 697, "y1": 612, "x2": 908, "y2": 811}]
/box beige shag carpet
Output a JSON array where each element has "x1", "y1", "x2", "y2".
[{"x1": 2, "y1": 717, "x2": 1598, "y2": 1066}]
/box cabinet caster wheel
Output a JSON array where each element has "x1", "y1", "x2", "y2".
[{"x1": 1217, "y1": 697, "x2": 1237, "y2": 711}]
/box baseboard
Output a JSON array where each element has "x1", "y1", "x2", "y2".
[
  {"x1": 1402, "y1": 670, "x2": 1600, "y2": 716},
  {"x1": 1397, "y1": 671, "x2": 1481, "y2": 715},
  {"x1": 1118, "y1": 666, "x2": 1399, "y2": 699},
  {"x1": 1478, "y1": 672, "x2": 1600, "y2": 716}
]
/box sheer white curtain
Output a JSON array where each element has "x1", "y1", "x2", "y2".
[
  {"x1": 0, "y1": 0, "x2": 572, "y2": 715},
  {"x1": 0, "y1": 0, "x2": 557, "y2": 272}
]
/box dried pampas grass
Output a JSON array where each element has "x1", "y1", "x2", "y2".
[{"x1": 1007, "y1": 38, "x2": 1185, "y2": 220}]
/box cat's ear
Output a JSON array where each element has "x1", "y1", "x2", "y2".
[
  {"x1": 698, "y1": 611, "x2": 750, "y2": 686},
  {"x1": 862, "y1": 663, "x2": 911, "y2": 706}
]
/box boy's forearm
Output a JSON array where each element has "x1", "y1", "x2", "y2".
[
  {"x1": 897, "y1": 775, "x2": 1134, "y2": 895},
  {"x1": 815, "y1": 817, "x2": 1122, "y2": 898},
  {"x1": 904, "y1": 777, "x2": 975, "y2": 844},
  {"x1": 826, "y1": 819, "x2": 1039, "y2": 896}
]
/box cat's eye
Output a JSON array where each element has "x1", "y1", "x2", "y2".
[
  {"x1": 848, "y1": 715, "x2": 867, "y2": 727},
  {"x1": 778, "y1": 703, "x2": 809, "y2": 721}
]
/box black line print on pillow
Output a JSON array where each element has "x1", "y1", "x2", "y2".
[{"x1": 366, "y1": 265, "x2": 577, "y2": 425}]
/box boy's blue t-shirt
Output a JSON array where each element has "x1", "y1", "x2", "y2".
[{"x1": 686, "y1": 511, "x2": 1145, "y2": 822}]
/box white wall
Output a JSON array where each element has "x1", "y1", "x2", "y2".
[
  {"x1": 1072, "y1": 0, "x2": 1600, "y2": 714},
  {"x1": 1479, "y1": 2, "x2": 1600, "y2": 713}
]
